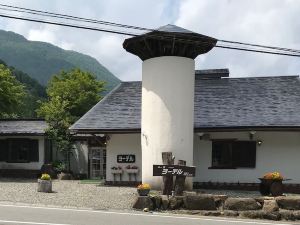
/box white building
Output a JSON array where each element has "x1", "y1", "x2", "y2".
[
  {"x1": 70, "y1": 25, "x2": 300, "y2": 193},
  {"x1": 0, "y1": 119, "x2": 52, "y2": 177}
]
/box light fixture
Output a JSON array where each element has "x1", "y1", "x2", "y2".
[
  {"x1": 249, "y1": 131, "x2": 256, "y2": 140},
  {"x1": 257, "y1": 140, "x2": 262, "y2": 146}
]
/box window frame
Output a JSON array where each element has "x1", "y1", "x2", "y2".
[{"x1": 209, "y1": 140, "x2": 256, "y2": 169}]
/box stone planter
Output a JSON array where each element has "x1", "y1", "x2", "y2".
[
  {"x1": 111, "y1": 170, "x2": 123, "y2": 174},
  {"x1": 137, "y1": 189, "x2": 150, "y2": 196},
  {"x1": 126, "y1": 169, "x2": 138, "y2": 174},
  {"x1": 37, "y1": 179, "x2": 52, "y2": 193}
]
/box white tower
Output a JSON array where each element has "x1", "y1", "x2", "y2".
[{"x1": 123, "y1": 25, "x2": 216, "y2": 189}]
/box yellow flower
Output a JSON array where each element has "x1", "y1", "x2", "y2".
[
  {"x1": 263, "y1": 172, "x2": 283, "y2": 180},
  {"x1": 137, "y1": 183, "x2": 151, "y2": 190},
  {"x1": 41, "y1": 173, "x2": 51, "y2": 181}
]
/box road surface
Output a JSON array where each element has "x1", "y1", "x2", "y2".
[{"x1": 0, "y1": 204, "x2": 298, "y2": 225}]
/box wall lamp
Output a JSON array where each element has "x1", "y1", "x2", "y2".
[
  {"x1": 249, "y1": 131, "x2": 256, "y2": 140},
  {"x1": 257, "y1": 140, "x2": 263, "y2": 146}
]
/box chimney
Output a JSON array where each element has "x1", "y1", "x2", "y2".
[{"x1": 123, "y1": 24, "x2": 216, "y2": 189}]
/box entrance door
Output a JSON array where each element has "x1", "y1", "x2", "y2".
[{"x1": 89, "y1": 147, "x2": 106, "y2": 179}]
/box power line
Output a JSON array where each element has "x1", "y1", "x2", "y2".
[
  {"x1": 0, "y1": 3, "x2": 152, "y2": 31},
  {"x1": 0, "y1": 8, "x2": 300, "y2": 58},
  {"x1": 0, "y1": 13, "x2": 139, "y2": 36},
  {"x1": 1, "y1": 2, "x2": 299, "y2": 56}
]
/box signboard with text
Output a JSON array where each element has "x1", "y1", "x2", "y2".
[
  {"x1": 117, "y1": 154, "x2": 136, "y2": 163},
  {"x1": 153, "y1": 165, "x2": 196, "y2": 177}
]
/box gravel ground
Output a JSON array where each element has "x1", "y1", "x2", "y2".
[{"x1": 0, "y1": 178, "x2": 137, "y2": 210}]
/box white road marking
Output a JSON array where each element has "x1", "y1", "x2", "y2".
[
  {"x1": 0, "y1": 219, "x2": 70, "y2": 225},
  {"x1": 0, "y1": 203, "x2": 294, "y2": 225}
]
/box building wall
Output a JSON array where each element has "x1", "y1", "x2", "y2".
[
  {"x1": 106, "y1": 133, "x2": 142, "y2": 182},
  {"x1": 0, "y1": 136, "x2": 45, "y2": 170},
  {"x1": 194, "y1": 131, "x2": 300, "y2": 183}
]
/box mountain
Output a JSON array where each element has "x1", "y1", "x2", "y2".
[
  {"x1": 0, "y1": 59, "x2": 46, "y2": 118},
  {"x1": 0, "y1": 30, "x2": 120, "y2": 91}
]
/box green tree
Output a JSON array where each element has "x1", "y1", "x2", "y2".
[
  {"x1": 0, "y1": 64, "x2": 26, "y2": 118},
  {"x1": 37, "y1": 69, "x2": 105, "y2": 170}
]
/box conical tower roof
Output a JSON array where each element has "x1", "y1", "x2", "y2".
[{"x1": 123, "y1": 24, "x2": 217, "y2": 60}]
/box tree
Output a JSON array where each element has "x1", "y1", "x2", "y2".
[
  {"x1": 37, "y1": 69, "x2": 105, "y2": 171},
  {"x1": 0, "y1": 64, "x2": 26, "y2": 118}
]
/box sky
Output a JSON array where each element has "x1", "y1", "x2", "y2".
[{"x1": 0, "y1": 0, "x2": 299, "y2": 81}]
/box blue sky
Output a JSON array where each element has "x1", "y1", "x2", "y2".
[{"x1": 0, "y1": 0, "x2": 299, "y2": 81}]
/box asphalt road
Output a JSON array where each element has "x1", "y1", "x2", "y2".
[{"x1": 0, "y1": 204, "x2": 298, "y2": 225}]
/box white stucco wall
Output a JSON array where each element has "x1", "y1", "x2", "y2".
[
  {"x1": 194, "y1": 131, "x2": 300, "y2": 183},
  {"x1": 141, "y1": 56, "x2": 195, "y2": 189},
  {"x1": 0, "y1": 136, "x2": 45, "y2": 170},
  {"x1": 106, "y1": 134, "x2": 142, "y2": 182}
]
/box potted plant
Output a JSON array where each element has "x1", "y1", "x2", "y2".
[
  {"x1": 137, "y1": 183, "x2": 151, "y2": 196},
  {"x1": 37, "y1": 173, "x2": 52, "y2": 193},
  {"x1": 53, "y1": 161, "x2": 72, "y2": 180},
  {"x1": 111, "y1": 166, "x2": 123, "y2": 174},
  {"x1": 259, "y1": 172, "x2": 284, "y2": 196},
  {"x1": 125, "y1": 165, "x2": 139, "y2": 174}
]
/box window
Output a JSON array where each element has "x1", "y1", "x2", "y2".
[
  {"x1": 211, "y1": 140, "x2": 256, "y2": 169},
  {"x1": 0, "y1": 139, "x2": 39, "y2": 163}
]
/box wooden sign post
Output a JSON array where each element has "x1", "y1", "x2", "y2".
[{"x1": 153, "y1": 152, "x2": 196, "y2": 195}]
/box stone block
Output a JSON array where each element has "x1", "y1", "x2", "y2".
[
  {"x1": 133, "y1": 196, "x2": 154, "y2": 210},
  {"x1": 223, "y1": 210, "x2": 239, "y2": 217},
  {"x1": 224, "y1": 198, "x2": 261, "y2": 211},
  {"x1": 263, "y1": 200, "x2": 279, "y2": 213},
  {"x1": 240, "y1": 210, "x2": 280, "y2": 221},
  {"x1": 184, "y1": 194, "x2": 216, "y2": 210},
  {"x1": 161, "y1": 195, "x2": 169, "y2": 210},
  {"x1": 198, "y1": 210, "x2": 221, "y2": 216},
  {"x1": 276, "y1": 196, "x2": 300, "y2": 210},
  {"x1": 151, "y1": 195, "x2": 162, "y2": 209}
]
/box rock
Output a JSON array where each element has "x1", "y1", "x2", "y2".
[
  {"x1": 292, "y1": 211, "x2": 300, "y2": 220},
  {"x1": 184, "y1": 194, "x2": 216, "y2": 210},
  {"x1": 214, "y1": 195, "x2": 228, "y2": 209},
  {"x1": 255, "y1": 196, "x2": 274, "y2": 205},
  {"x1": 161, "y1": 195, "x2": 169, "y2": 210},
  {"x1": 280, "y1": 210, "x2": 295, "y2": 221},
  {"x1": 276, "y1": 196, "x2": 300, "y2": 210},
  {"x1": 133, "y1": 196, "x2": 154, "y2": 210},
  {"x1": 37, "y1": 179, "x2": 52, "y2": 193},
  {"x1": 263, "y1": 200, "x2": 279, "y2": 212},
  {"x1": 240, "y1": 211, "x2": 280, "y2": 221},
  {"x1": 169, "y1": 197, "x2": 178, "y2": 210},
  {"x1": 152, "y1": 195, "x2": 162, "y2": 209},
  {"x1": 224, "y1": 198, "x2": 261, "y2": 211},
  {"x1": 198, "y1": 210, "x2": 221, "y2": 217},
  {"x1": 223, "y1": 210, "x2": 239, "y2": 217},
  {"x1": 143, "y1": 208, "x2": 149, "y2": 212}
]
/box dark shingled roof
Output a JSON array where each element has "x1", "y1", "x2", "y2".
[
  {"x1": 70, "y1": 75, "x2": 300, "y2": 132},
  {"x1": 0, "y1": 119, "x2": 47, "y2": 135}
]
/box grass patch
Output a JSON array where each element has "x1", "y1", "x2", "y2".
[{"x1": 80, "y1": 179, "x2": 104, "y2": 184}]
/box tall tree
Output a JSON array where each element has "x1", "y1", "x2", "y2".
[
  {"x1": 37, "y1": 69, "x2": 105, "y2": 170},
  {"x1": 0, "y1": 63, "x2": 26, "y2": 118}
]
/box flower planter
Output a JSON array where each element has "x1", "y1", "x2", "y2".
[
  {"x1": 137, "y1": 189, "x2": 150, "y2": 196},
  {"x1": 37, "y1": 179, "x2": 52, "y2": 193},
  {"x1": 126, "y1": 169, "x2": 138, "y2": 174},
  {"x1": 259, "y1": 178, "x2": 283, "y2": 196},
  {"x1": 111, "y1": 170, "x2": 123, "y2": 174}
]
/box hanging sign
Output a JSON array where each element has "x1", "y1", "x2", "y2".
[
  {"x1": 153, "y1": 165, "x2": 196, "y2": 177},
  {"x1": 117, "y1": 154, "x2": 136, "y2": 163}
]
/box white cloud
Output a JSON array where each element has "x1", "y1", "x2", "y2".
[{"x1": 0, "y1": 0, "x2": 299, "y2": 81}]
